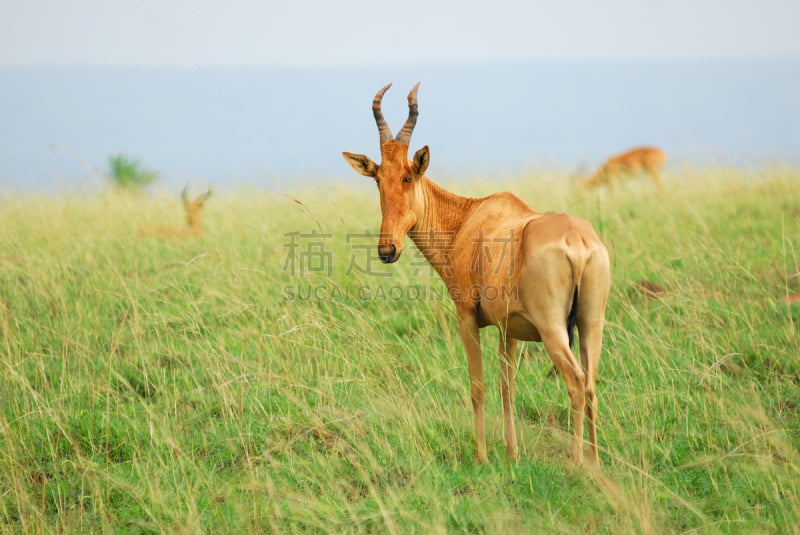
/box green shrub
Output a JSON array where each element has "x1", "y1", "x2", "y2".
[{"x1": 108, "y1": 153, "x2": 158, "y2": 191}]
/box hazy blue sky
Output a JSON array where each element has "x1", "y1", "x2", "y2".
[{"x1": 1, "y1": 0, "x2": 798, "y2": 66}]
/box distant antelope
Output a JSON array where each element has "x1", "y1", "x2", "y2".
[
  {"x1": 583, "y1": 146, "x2": 666, "y2": 191},
  {"x1": 343, "y1": 84, "x2": 611, "y2": 465},
  {"x1": 138, "y1": 186, "x2": 212, "y2": 238}
]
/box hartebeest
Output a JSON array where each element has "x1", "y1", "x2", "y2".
[
  {"x1": 138, "y1": 186, "x2": 212, "y2": 238},
  {"x1": 583, "y1": 146, "x2": 666, "y2": 191},
  {"x1": 343, "y1": 84, "x2": 611, "y2": 465}
]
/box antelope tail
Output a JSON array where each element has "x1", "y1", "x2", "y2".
[
  {"x1": 565, "y1": 242, "x2": 590, "y2": 348},
  {"x1": 567, "y1": 286, "x2": 579, "y2": 348}
]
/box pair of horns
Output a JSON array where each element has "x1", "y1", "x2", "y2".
[
  {"x1": 372, "y1": 82, "x2": 420, "y2": 146},
  {"x1": 181, "y1": 185, "x2": 213, "y2": 202}
]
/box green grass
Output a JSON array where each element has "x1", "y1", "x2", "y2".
[{"x1": 1, "y1": 169, "x2": 798, "y2": 533}]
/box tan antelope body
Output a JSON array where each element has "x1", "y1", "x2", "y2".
[
  {"x1": 343, "y1": 84, "x2": 611, "y2": 465},
  {"x1": 584, "y1": 146, "x2": 666, "y2": 190},
  {"x1": 138, "y1": 187, "x2": 212, "y2": 238}
]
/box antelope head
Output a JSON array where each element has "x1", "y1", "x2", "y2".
[
  {"x1": 342, "y1": 83, "x2": 430, "y2": 263},
  {"x1": 181, "y1": 185, "x2": 212, "y2": 231}
]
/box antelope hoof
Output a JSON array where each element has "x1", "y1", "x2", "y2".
[{"x1": 474, "y1": 449, "x2": 489, "y2": 464}]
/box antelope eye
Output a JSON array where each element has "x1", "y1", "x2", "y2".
[{"x1": 402, "y1": 176, "x2": 412, "y2": 184}]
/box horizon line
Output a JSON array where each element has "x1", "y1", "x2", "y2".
[{"x1": 2, "y1": 55, "x2": 800, "y2": 70}]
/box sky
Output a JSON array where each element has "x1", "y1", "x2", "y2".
[
  {"x1": 1, "y1": 1, "x2": 798, "y2": 192},
  {"x1": 1, "y1": 0, "x2": 799, "y2": 67}
]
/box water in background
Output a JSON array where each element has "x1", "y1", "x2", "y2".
[{"x1": 1, "y1": 60, "x2": 798, "y2": 193}]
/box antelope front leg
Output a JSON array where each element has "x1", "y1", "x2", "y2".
[
  {"x1": 458, "y1": 313, "x2": 487, "y2": 463},
  {"x1": 499, "y1": 335, "x2": 519, "y2": 460}
]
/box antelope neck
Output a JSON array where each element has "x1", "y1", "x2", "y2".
[{"x1": 409, "y1": 177, "x2": 477, "y2": 261}]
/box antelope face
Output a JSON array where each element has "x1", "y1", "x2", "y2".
[
  {"x1": 181, "y1": 186, "x2": 212, "y2": 230},
  {"x1": 342, "y1": 83, "x2": 429, "y2": 264},
  {"x1": 183, "y1": 200, "x2": 204, "y2": 227},
  {"x1": 344, "y1": 142, "x2": 429, "y2": 263}
]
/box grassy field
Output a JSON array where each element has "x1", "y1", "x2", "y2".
[{"x1": 1, "y1": 167, "x2": 798, "y2": 533}]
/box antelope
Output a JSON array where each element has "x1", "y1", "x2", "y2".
[
  {"x1": 583, "y1": 146, "x2": 666, "y2": 191},
  {"x1": 343, "y1": 84, "x2": 611, "y2": 465},
  {"x1": 138, "y1": 186, "x2": 212, "y2": 238}
]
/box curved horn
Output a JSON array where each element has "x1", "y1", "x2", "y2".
[
  {"x1": 394, "y1": 82, "x2": 420, "y2": 145},
  {"x1": 197, "y1": 186, "x2": 213, "y2": 203},
  {"x1": 372, "y1": 83, "x2": 394, "y2": 145}
]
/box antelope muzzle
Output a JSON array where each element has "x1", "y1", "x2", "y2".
[{"x1": 378, "y1": 242, "x2": 399, "y2": 263}]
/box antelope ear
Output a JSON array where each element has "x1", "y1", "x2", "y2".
[
  {"x1": 411, "y1": 145, "x2": 430, "y2": 177},
  {"x1": 342, "y1": 152, "x2": 379, "y2": 178}
]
